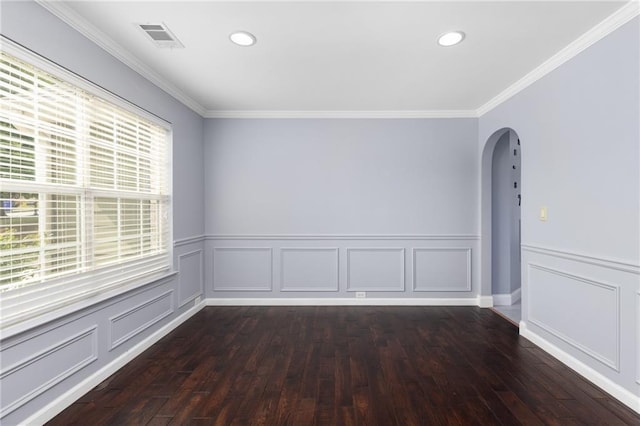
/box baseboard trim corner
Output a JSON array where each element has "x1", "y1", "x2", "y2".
[
  {"x1": 520, "y1": 322, "x2": 640, "y2": 414},
  {"x1": 493, "y1": 288, "x2": 521, "y2": 306},
  {"x1": 22, "y1": 300, "x2": 206, "y2": 425},
  {"x1": 477, "y1": 295, "x2": 494, "y2": 308}
]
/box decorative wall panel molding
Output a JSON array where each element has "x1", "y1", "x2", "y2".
[
  {"x1": 528, "y1": 263, "x2": 620, "y2": 370},
  {"x1": 206, "y1": 237, "x2": 479, "y2": 298},
  {"x1": 21, "y1": 301, "x2": 206, "y2": 426},
  {"x1": 177, "y1": 249, "x2": 204, "y2": 307},
  {"x1": 522, "y1": 244, "x2": 639, "y2": 274},
  {"x1": 108, "y1": 290, "x2": 174, "y2": 350},
  {"x1": 280, "y1": 248, "x2": 339, "y2": 292},
  {"x1": 213, "y1": 248, "x2": 273, "y2": 291},
  {"x1": 520, "y1": 322, "x2": 640, "y2": 416},
  {"x1": 346, "y1": 248, "x2": 405, "y2": 291},
  {"x1": 0, "y1": 326, "x2": 98, "y2": 418},
  {"x1": 412, "y1": 248, "x2": 471, "y2": 292}
]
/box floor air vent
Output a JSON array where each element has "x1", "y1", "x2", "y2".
[{"x1": 137, "y1": 23, "x2": 184, "y2": 48}]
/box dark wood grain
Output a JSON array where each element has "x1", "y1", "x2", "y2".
[{"x1": 48, "y1": 306, "x2": 640, "y2": 425}]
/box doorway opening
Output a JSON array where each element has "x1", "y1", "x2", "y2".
[{"x1": 481, "y1": 128, "x2": 522, "y2": 326}]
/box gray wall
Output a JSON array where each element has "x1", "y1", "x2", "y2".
[
  {"x1": 480, "y1": 17, "x2": 639, "y2": 401},
  {"x1": 0, "y1": 2, "x2": 205, "y2": 424},
  {"x1": 205, "y1": 119, "x2": 478, "y2": 235},
  {"x1": 203, "y1": 118, "x2": 482, "y2": 300}
]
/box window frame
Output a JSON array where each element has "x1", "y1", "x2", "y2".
[{"x1": 0, "y1": 37, "x2": 174, "y2": 337}]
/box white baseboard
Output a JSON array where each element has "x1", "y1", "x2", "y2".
[
  {"x1": 477, "y1": 295, "x2": 494, "y2": 308},
  {"x1": 511, "y1": 288, "x2": 521, "y2": 304},
  {"x1": 520, "y1": 321, "x2": 640, "y2": 414},
  {"x1": 493, "y1": 287, "x2": 521, "y2": 306},
  {"x1": 23, "y1": 300, "x2": 206, "y2": 425},
  {"x1": 206, "y1": 297, "x2": 488, "y2": 307}
]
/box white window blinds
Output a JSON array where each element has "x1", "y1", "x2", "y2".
[{"x1": 0, "y1": 48, "x2": 171, "y2": 330}]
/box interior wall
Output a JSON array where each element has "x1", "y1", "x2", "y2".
[
  {"x1": 480, "y1": 16, "x2": 640, "y2": 405},
  {"x1": 0, "y1": 2, "x2": 205, "y2": 424},
  {"x1": 203, "y1": 118, "x2": 482, "y2": 301},
  {"x1": 205, "y1": 118, "x2": 478, "y2": 235}
]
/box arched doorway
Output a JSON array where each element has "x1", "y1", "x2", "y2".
[{"x1": 481, "y1": 128, "x2": 522, "y2": 325}]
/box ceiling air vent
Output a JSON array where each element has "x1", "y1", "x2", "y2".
[{"x1": 137, "y1": 23, "x2": 184, "y2": 48}]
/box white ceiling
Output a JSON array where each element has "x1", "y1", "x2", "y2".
[{"x1": 42, "y1": 1, "x2": 633, "y2": 117}]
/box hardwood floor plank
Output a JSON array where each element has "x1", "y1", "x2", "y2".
[
  {"x1": 46, "y1": 306, "x2": 640, "y2": 426},
  {"x1": 145, "y1": 416, "x2": 172, "y2": 426},
  {"x1": 495, "y1": 390, "x2": 545, "y2": 426}
]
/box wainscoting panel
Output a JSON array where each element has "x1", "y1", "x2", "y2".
[
  {"x1": 520, "y1": 245, "x2": 640, "y2": 413},
  {"x1": 280, "y1": 248, "x2": 339, "y2": 292},
  {"x1": 177, "y1": 249, "x2": 204, "y2": 307},
  {"x1": 346, "y1": 248, "x2": 405, "y2": 292},
  {"x1": 108, "y1": 290, "x2": 174, "y2": 351},
  {"x1": 0, "y1": 326, "x2": 98, "y2": 418},
  {"x1": 528, "y1": 263, "x2": 619, "y2": 370},
  {"x1": 413, "y1": 248, "x2": 471, "y2": 292},
  {"x1": 213, "y1": 248, "x2": 273, "y2": 291},
  {"x1": 206, "y1": 235, "x2": 479, "y2": 299}
]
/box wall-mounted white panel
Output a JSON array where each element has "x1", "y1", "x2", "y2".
[
  {"x1": 413, "y1": 248, "x2": 471, "y2": 292},
  {"x1": 213, "y1": 248, "x2": 273, "y2": 291},
  {"x1": 0, "y1": 327, "x2": 97, "y2": 418},
  {"x1": 280, "y1": 248, "x2": 339, "y2": 291},
  {"x1": 347, "y1": 248, "x2": 405, "y2": 291},
  {"x1": 528, "y1": 264, "x2": 619, "y2": 370},
  {"x1": 178, "y1": 249, "x2": 204, "y2": 307},
  {"x1": 109, "y1": 290, "x2": 174, "y2": 350}
]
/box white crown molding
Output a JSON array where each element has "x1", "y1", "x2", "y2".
[
  {"x1": 203, "y1": 110, "x2": 479, "y2": 119},
  {"x1": 477, "y1": 0, "x2": 640, "y2": 116},
  {"x1": 34, "y1": 0, "x2": 639, "y2": 120},
  {"x1": 35, "y1": 0, "x2": 207, "y2": 117}
]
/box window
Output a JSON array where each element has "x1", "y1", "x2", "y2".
[{"x1": 0, "y1": 46, "x2": 171, "y2": 330}]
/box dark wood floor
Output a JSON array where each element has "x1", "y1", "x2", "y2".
[{"x1": 49, "y1": 306, "x2": 640, "y2": 425}]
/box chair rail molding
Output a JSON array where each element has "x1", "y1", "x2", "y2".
[
  {"x1": 206, "y1": 234, "x2": 480, "y2": 241},
  {"x1": 521, "y1": 244, "x2": 640, "y2": 274}
]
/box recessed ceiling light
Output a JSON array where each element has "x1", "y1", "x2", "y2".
[
  {"x1": 438, "y1": 31, "x2": 465, "y2": 47},
  {"x1": 230, "y1": 31, "x2": 256, "y2": 47}
]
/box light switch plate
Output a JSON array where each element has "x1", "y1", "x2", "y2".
[{"x1": 540, "y1": 206, "x2": 548, "y2": 221}]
